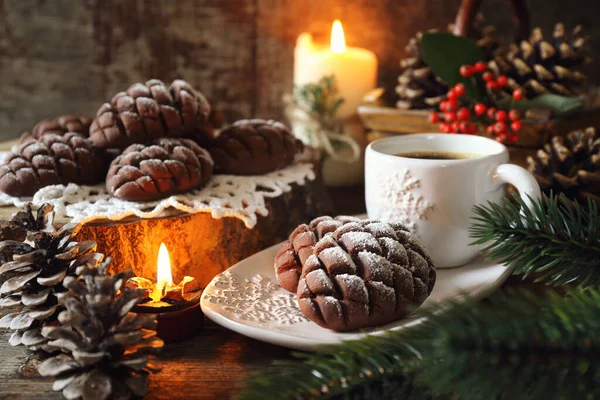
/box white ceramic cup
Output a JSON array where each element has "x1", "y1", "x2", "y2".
[{"x1": 365, "y1": 133, "x2": 541, "y2": 268}]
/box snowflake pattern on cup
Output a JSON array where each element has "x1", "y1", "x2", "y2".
[{"x1": 377, "y1": 169, "x2": 434, "y2": 231}]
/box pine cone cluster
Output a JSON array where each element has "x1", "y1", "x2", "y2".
[
  {"x1": 527, "y1": 127, "x2": 600, "y2": 204},
  {"x1": 0, "y1": 133, "x2": 109, "y2": 197},
  {"x1": 209, "y1": 119, "x2": 304, "y2": 175},
  {"x1": 276, "y1": 218, "x2": 436, "y2": 332},
  {"x1": 106, "y1": 138, "x2": 214, "y2": 202},
  {"x1": 90, "y1": 79, "x2": 211, "y2": 150},
  {"x1": 488, "y1": 23, "x2": 590, "y2": 98},
  {"x1": 38, "y1": 259, "x2": 163, "y2": 400},
  {"x1": 20, "y1": 115, "x2": 92, "y2": 143},
  {"x1": 397, "y1": 14, "x2": 501, "y2": 110},
  {"x1": 0, "y1": 204, "x2": 102, "y2": 351}
]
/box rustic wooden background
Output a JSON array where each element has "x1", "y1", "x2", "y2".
[{"x1": 0, "y1": 0, "x2": 598, "y2": 140}]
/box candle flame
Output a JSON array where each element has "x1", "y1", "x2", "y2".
[
  {"x1": 330, "y1": 20, "x2": 346, "y2": 54},
  {"x1": 150, "y1": 243, "x2": 173, "y2": 302}
]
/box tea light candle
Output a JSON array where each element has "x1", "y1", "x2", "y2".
[
  {"x1": 294, "y1": 20, "x2": 378, "y2": 119},
  {"x1": 128, "y1": 243, "x2": 203, "y2": 343}
]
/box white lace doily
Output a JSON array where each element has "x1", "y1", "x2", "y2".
[{"x1": 0, "y1": 161, "x2": 315, "y2": 229}]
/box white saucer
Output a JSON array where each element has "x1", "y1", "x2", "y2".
[{"x1": 200, "y1": 242, "x2": 510, "y2": 351}]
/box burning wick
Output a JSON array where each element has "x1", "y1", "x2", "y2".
[{"x1": 151, "y1": 243, "x2": 173, "y2": 302}]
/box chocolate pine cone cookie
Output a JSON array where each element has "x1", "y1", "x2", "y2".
[
  {"x1": 106, "y1": 138, "x2": 214, "y2": 202},
  {"x1": 275, "y1": 216, "x2": 362, "y2": 293},
  {"x1": 297, "y1": 220, "x2": 436, "y2": 332},
  {"x1": 209, "y1": 119, "x2": 304, "y2": 175},
  {"x1": 90, "y1": 79, "x2": 211, "y2": 150},
  {"x1": 0, "y1": 133, "x2": 108, "y2": 197},
  {"x1": 20, "y1": 114, "x2": 92, "y2": 143}
]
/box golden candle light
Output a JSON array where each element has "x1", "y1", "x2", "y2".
[
  {"x1": 294, "y1": 19, "x2": 378, "y2": 119},
  {"x1": 127, "y1": 243, "x2": 203, "y2": 343},
  {"x1": 330, "y1": 20, "x2": 346, "y2": 54},
  {"x1": 151, "y1": 243, "x2": 174, "y2": 302}
]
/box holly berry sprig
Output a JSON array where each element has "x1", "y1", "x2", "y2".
[{"x1": 429, "y1": 62, "x2": 524, "y2": 144}]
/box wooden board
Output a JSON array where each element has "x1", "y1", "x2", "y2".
[{"x1": 5, "y1": 0, "x2": 598, "y2": 142}]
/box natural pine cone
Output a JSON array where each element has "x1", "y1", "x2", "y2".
[
  {"x1": 209, "y1": 119, "x2": 303, "y2": 175},
  {"x1": 38, "y1": 259, "x2": 163, "y2": 400},
  {"x1": 297, "y1": 219, "x2": 436, "y2": 332},
  {"x1": 20, "y1": 115, "x2": 92, "y2": 143},
  {"x1": 488, "y1": 23, "x2": 589, "y2": 98},
  {"x1": 0, "y1": 133, "x2": 109, "y2": 197},
  {"x1": 0, "y1": 203, "x2": 102, "y2": 351},
  {"x1": 275, "y1": 216, "x2": 361, "y2": 293},
  {"x1": 90, "y1": 79, "x2": 211, "y2": 150},
  {"x1": 527, "y1": 127, "x2": 600, "y2": 204},
  {"x1": 106, "y1": 138, "x2": 214, "y2": 201}
]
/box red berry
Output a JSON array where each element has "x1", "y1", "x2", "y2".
[
  {"x1": 452, "y1": 122, "x2": 461, "y2": 133},
  {"x1": 496, "y1": 75, "x2": 508, "y2": 87},
  {"x1": 468, "y1": 123, "x2": 478, "y2": 134},
  {"x1": 429, "y1": 112, "x2": 440, "y2": 123},
  {"x1": 460, "y1": 65, "x2": 474, "y2": 77},
  {"x1": 460, "y1": 122, "x2": 469, "y2": 133},
  {"x1": 439, "y1": 101, "x2": 448, "y2": 111},
  {"x1": 512, "y1": 89, "x2": 524, "y2": 100},
  {"x1": 510, "y1": 121, "x2": 522, "y2": 132},
  {"x1": 457, "y1": 107, "x2": 470, "y2": 121},
  {"x1": 494, "y1": 121, "x2": 506, "y2": 133},
  {"x1": 453, "y1": 83, "x2": 466, "y2": 97},
  {"x1": 509, "y1": 110, "x2": 521, "y2": 121},
  {"x1": 474, "y1": 103, "x2": 487, "y2": 116},
  {"x1": 487, "y1": 107, "x2": 497, "y2": 119},
  {"x1": 495, "y1": 110, "x2": 507, "y2": 121},
  {"x1": 447, "y1": 90, "x2": 458, "y2": 100},
  {"x1": 496, "y1": 134, "x2": 507, "y2": 143},
  {"x1": 440, "y1": 123, "x2": 450, "y2": 133},
  {"x1": 483, "y1": 72, "x2": 494, "y2": 82},
  {"x1": 486, "y1": 125, "x2": 495, "y2": 135},
  {"x1": 486, "y1": 81, "x2": 498, "y2": 90},
  {"x1": 474, "y1": 62, "x2": 487, "y2": 73},
  {"x1": 507, "y1": 133, "x2": 520, "y2": 144},
  {"x1": 443, "y1": 101, "x2": 456, "y2": 112},
  {"x1": 445, "y1": 111, "x2": 457, "y2": 122}
]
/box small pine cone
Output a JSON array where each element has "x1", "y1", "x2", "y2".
[
  {"x1": 209, "y1": 119, "x2": 303, "y2": 175},
  {"x1": 0, "y1": 203, "x2": 102, "y2": 351},
  {"x1": 489, "y1": 23, "x2": 589, "y2": 98},
  {"x1": 297, "y1": 219, "x2": 436, "y2": 332},
  {"x1": 527, "y1": 127, "x2": 600, "y2": 204},
  {"x1": 20, "y1": 115, "x2": 92, "y2": 143},
  {"x1": 38, "y1": 259, "x2": 163, "y2": 400},
  {"x1": 106, "y1": 138, "x2": 214, "y2": 202},
  {"x1": 275, "y1": 216, "x2": 361, "y2": 293},
  {"x1": 90, "y1": 79, "x2": 211, "y2": 150},
  {"x1": 0, "y1": 133, "x2": 109, "y2": 197}
]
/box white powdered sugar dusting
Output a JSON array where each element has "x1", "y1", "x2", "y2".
[
  {"x1": 204, "y1": 271, "x2": 308, "y2": 325},
  {"x1": 0, "y1": 159, "x2": 315, "y2": 229},
  {"x1": 376, "y1": 169, "x2": 434, "y2": 232}
]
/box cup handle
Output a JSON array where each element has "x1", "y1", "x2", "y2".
[{"x1": 492, "y1": 164, "x2": 542, "y2": 209}]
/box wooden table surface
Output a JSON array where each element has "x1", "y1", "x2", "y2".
[{"x1": 0, "y1": 184, "x2": 529, "y2": 400}]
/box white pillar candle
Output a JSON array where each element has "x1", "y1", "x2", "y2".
[{"x1": 294, "y1": 20, "x2": 378, "y2": 119}]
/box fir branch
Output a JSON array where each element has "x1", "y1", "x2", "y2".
[
  {"x1": 470, "y1": 193, "x2": 600, "y2": 287},
  {"x1": 237, "y1": 289, "x2": 600, "y2": 400},
  {"x1": 293, "y1": 75, "x2": 345, "y2": 121}
]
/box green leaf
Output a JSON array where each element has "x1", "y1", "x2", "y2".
[
  {"x1": 420, "y1": 32, "x2": 485, "y2": 102},
  {"x1": 496, "y1": 94, "x2": 584, "y2": 117}
]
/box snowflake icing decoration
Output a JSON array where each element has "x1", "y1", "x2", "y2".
[{"x1": 377, "y1": 169, "x2": 434, "y2": 231}]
